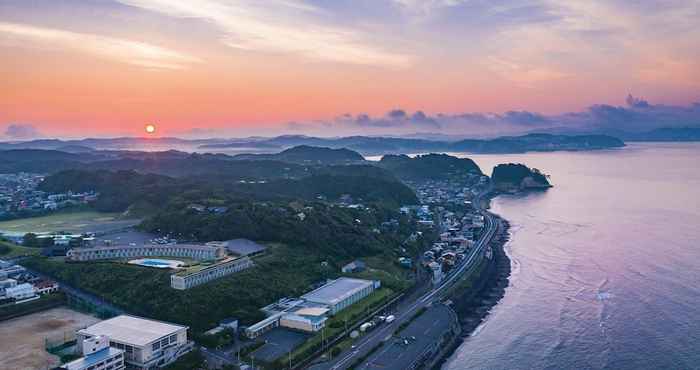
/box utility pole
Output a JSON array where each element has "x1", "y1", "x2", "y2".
[{"x1": 289, "y1": 350, "x2": 292, "y2": 369}]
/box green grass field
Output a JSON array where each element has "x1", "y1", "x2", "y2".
[
  {"x1": 0, "y1": 211, "x2": 131, "y2": 234},
  {"x1": 0, "y1": 240, "x2": 40, "y2": 258}
]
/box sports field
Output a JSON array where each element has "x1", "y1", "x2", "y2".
[
  {"x1": 0, "y1": 307, "x2": 100, "y2": 370},
  {"x1": 0, "y1": 211, "x2": 139, "y2": 235}
]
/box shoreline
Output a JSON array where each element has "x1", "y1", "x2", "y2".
[{"x1": 435, "y1": 195, "x2": 513, "y2": 369}]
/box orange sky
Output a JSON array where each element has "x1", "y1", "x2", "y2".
[{"x1": 1, "y1": 1, "x2": 699, "y2": 138}]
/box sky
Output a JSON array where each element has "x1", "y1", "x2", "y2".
[{"x1": 1, "y1": 0, "x2": 699, "y2": 139}]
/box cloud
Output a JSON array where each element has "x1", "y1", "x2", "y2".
[
  {"x1": 625, "y1": 94, "x2": 650, "y2": 108},
  {"x1": 4, "y1": 124, "x2": 42, "y2": 139},
  {"x1": 0, "y1": 22, "x2": 201, "y2": 70},
  {"x1": 115, "y1": 0, "x2": 411, "y2": 67},
  {"x1": 556, "y1": 97, "x2": 700, "y2": 132},
  {"x1": 289, "y1": 96, "x2": 700, "y2": 137}
]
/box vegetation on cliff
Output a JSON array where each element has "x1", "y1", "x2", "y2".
[{"x1": 491, "y1": 163, "x2": 551, "y2": 190}]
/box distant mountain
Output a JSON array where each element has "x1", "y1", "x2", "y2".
[
  {"x1": 449, "y1": 133, "x2": 625, "y2": 153},
  {"x1": 233, "y1": 145, "x2": 365, "y2": 164},
  {"x1": 1, "y1": 133, "x2": 626, "y2": 155},
  {"x1": 211, "y1": 133, "x2": 624, "y2": 154},
  {"x1": 619, "y1": 127, "x2": 700, "y2": 142},
  {"x1": 378, "y1": 153, "x2": 483, "y2": 180}
]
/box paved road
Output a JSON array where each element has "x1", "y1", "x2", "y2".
[{"x1": 310, "y1": 206, "x2": 498, "y2": 370}]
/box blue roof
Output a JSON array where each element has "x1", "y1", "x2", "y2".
[{"x1": 62, "y1": 347, "x2": 123, "y2": 369}]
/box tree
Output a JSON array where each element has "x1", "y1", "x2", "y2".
[{"x1": 23, "y1": 233, "x2": 40, "y2": 248}]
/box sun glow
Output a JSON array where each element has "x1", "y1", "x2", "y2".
[{"x1": 145, "y1": 124, "x2": 156, "y2": 134}]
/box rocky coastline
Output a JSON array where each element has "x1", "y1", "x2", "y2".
[{"x1": 434, "y1": 208, "x2": 513, "y2": 369}]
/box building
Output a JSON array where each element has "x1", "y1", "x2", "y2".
[
  {"x1": 5, "y1": 283, "x2": 37, "y2": 300},
  {"x1": 341, "y1": 260, "x2": 366, "y2": 273},
  {"x1": 279, "y1": 307, "x2": 328, "y2": 332},
  {"x1": 220, "y1": 318, "x2": 238, "y2": 332},
  {"x1": 0, "y1": 264, "x2": 25, "y2": 278},
  {"x1": 207, "y1": 239, "x2": 266, "y2": 257},
  {"x1": 301, "y1": 277, "x2": 380, "y2": 315},
  {"x1": 0, "y1": 278, "x2": 17, "y2": 297},
  {"x1": 57, "y1": 336, "x2": 125, "y2": 370},
  {"x1": 77, "y1": 315, "x2": 192, "y2": 370},
  {"x1": 170, "y1": 257, "x2": 253, "y2": 290},
  {"x1": 245, "y1": 278, "x2": 380, "y2": 339},
  {"x1": 428, "y1": 262, "x2": 443, "y2": 284},
  {"x1": 67, "y1": 244, "x2": 225, "y2": 262},
  {"x1": 34, "y1": 280, "x2": 60, "y2": 295}
]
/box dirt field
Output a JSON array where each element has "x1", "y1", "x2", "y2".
[{"x1": 0, "y1": 307, "x2": 100, "y2": 370}]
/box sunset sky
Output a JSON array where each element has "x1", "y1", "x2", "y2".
[{"x1": 1, "y1": 0, "x2": 699, "y2": 139}]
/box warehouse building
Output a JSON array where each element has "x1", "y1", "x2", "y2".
[
  {"x1": 170, "y1": 257, "x2": 254, "y2": 290},
  {"x1": 301, "y1": 277, "x2": 381, "y2": 315},
  {"x1": 67, "y1": 244, "x2": 225, "y2": 262},
  {"x1": 245, "y1": 278, "x2": 380, "y2": 338},
  {"x1": 77, "y1": 315, "x2": 192, "y2": 370}
]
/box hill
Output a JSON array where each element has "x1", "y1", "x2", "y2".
[
  {"x1": 491, "y1": 163, "x2": 551, "y2": 191},
  {"x1": 233, "y1": 145, "x2": 365, "y2": 164},
  {"x1": 378, "y1": 153, "x2": 483, "y2": 180},
  {"x1": 450, "y1": 133, "x2": 625, "y2": 153},
  {"x1": 620, "y1": 127, "x2": 700, "y2": 142}
]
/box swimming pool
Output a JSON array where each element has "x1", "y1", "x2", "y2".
[{"x1": 128, "y1": 258, "x2": 184, "y2": 269}]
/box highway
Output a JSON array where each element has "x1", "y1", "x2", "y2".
[{"x1": 309, "y1": 202, "x2": 498, "y2": 370}]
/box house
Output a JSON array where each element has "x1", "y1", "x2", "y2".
[{"x1": 341, "y1": 260, "x2": 366, "y2": 273}]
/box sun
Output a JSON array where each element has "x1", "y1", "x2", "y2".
[{"x1": 145, "y1": 124, "x2": 156, "y2": 134}]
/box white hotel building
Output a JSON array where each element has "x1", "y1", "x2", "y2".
[
  {"x1": 77, "y1": 315, "x2": 193, "y2": 370},
  {"x1": 67, "y1": 244, "x2": 225, "y2": 262},
  {"x1": 170, "y1": 257, "x2": 254, "y2": 290}
]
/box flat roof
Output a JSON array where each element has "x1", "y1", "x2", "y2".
[
  {"x1": 224, "y1": 239, "x2": 266, "y2": 256},
  {"x1": 295, "y1": 307, "x2": 329, "y2": 317},
  {"x1": 72, "y1": 244, "x2": 220, "y2": 253},
  {"x1": 78, "y1": 315, "x2": 187, "y2": 347},
  {"x1": 63, "y1": 347, "x2": 123, "y2": 369},
  {"x1": 301, "y1": 278, "x2": 375, "y2": 306}
]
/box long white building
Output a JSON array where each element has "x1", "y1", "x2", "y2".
[
  {"x1": 170, "y1": 257, "x2": 254, "y2": 290},
  {"x1": 301, "y1": 277, "x2": 381, "y2": 315},
  {"x1": 77, "y1": 315, "x2": 193, "y2": 370},
  {"x1": 245, "y1": 278, "x2": 380, "y2": 338},
  {"x1": 67, "y1": 244, "x2": 225, "y2": 262}
]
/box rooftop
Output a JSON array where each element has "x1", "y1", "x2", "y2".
[
  {"x1": 222, "y1": 238, "x2": 266, "y2": 256},
  {"x1": 301, "y1": 277, "x2": 376, "y2": 306},
  {"x1": 78, "y1": 315, "x2": 187, "y2": 347},
  {"x1": 62, "y1": 347, "x2": 123, "y2": 370}
]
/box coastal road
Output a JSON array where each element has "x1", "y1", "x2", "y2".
[{"x1": 309, "y1": 207, "x2": 498, "y2": 370}]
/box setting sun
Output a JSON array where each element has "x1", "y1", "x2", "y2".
[{"x1": 145, "y1": 124, "x2": 156, "y2": 134}]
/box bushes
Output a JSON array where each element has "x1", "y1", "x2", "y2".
[{"x1": 21, "y1": 245, "x2": 329, "y2": 334}]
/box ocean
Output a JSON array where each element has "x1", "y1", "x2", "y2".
[{"x1": 443, "y1": 143, "x2": 700, "y2": 370}]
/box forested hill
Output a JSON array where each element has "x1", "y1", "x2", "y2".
[
  {"x1": 38, "y1": 165, "x2": 418, "y2": 213},
  {"x1": 491, "y1": 163, "x2": 551, "y2": 191},
  {"x1": 378, "y1": 153, "x2": 483, "y2": 180},
  {"x1": 233, "y1": 145, "x2": 365, "y2": 164},
  {"x1": 450, "y1": 133, "x2": 625, "y2": 153}
]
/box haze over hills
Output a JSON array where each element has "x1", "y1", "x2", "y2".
[{"x1": 0, "y1": 132, "x2": 629, "y2": 155}]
